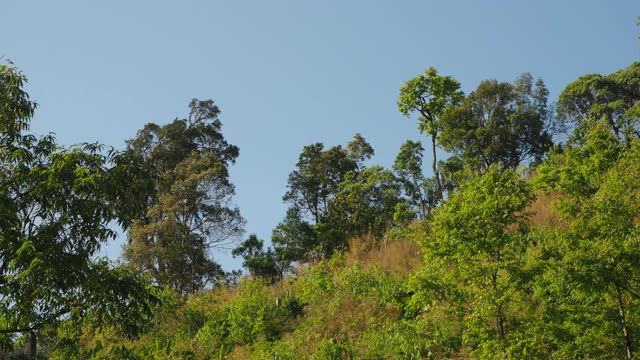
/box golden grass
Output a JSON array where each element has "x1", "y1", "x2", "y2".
[
  {"x1": 345, "y1": 233, "x2": 422, "y2": 275},
  {"x1": 526, "y1": 190, "x2": 567, "y2": 229}
]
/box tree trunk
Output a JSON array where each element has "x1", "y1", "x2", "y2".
[
  {"x1": 496, "y1": 313, "x2": 505, "y2": 338},
  {"x1": 29, "y1": 330, "x2": 37, "y2": 359},
  {"x1": 431, "y1": 133, "x2": 441, "y2": 200},
  {"x1": 492, "y1": 270, "x2": 505, "y2": 338},
  {"x1": 616, "y1": 285, "x2": 633, "y2": 359},
  {"x1": 412, "y1": 176, "x2": 427, "y2": 219}
]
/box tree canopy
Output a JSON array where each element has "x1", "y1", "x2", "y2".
[
  {"x1": 558, "y1": 61, "x2": 640, "y2": 145},
  {"x1": 440, "y1": 73, "x2": 554, "y2": 172},
  {"x1": 0, "y1": 62, "x2": 156, "y2": 358},
  {"x1": 123, "y1": 99, "x2": 244, "y2": 295},
  {"x1": 398, "y1": 67, "x2": 463, "y2": 197},
  {"x1": 4, "y1": 44, "x2": 640, "y2": 359}
]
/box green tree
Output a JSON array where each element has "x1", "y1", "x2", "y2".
[
  {"x1": 0, "y1": 62, "x2": 155, "y2": 358},
  {"x1": 278, "y1": 134, "x2": 375, "y2": 260},
  {"x1": 232, "y1": 234, "x2": 280, "y2": 283},
  {"x1": 558, "y1": 62, "x2": 640, "y2": 146},
  {"x1": 534, "y1": 121, "x2": 621, "y2": 201},
  {"x1": 271, "y1": 206, "x2": 317, "y2": 267},
  {"x1": 412, "y1": 166, "x2": 534, "y2": 356},
  {"x1": 330, "y1": 166, "x2": 403, "y2": 238},
  {"x1": 398, "y1": 67, "x2": 463, "y2": 197},
  {"x1": 440, "y1": 73, "x2": 553, "y2": 172},
  {"x1": 393, "y1": 140, "x2": 439, "y2": 219},
  {"x1": 558, "y1": 146, "x2": 640, "y2": 358},
  {"x1": 123, "y1": 99, "x2": 244, "y2": 295},
  {"x1": 534, "y1": 127, "x2": 640, "y2": 358},
  {"x1": 283, "y1": 134, "x2": 373, "y2": 224}
]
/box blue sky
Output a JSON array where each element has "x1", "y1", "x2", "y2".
[{"x1": 2, "y1": 1, "x2": 639, "y2": 271}]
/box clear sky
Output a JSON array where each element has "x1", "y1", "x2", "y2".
[{"x1": 2, "y1": 0, "x2": 639, "y2": 271}]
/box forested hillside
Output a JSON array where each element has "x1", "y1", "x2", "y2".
[{"x1": 2, "y1": 53, "x2": 640, "y2": 358}]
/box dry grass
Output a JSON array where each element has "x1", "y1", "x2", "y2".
[
  {"x1": 328, "y1": 297, "x2": 399, "y2": 339},
  {"x1": 346, "y1": 233, "x2": 422, "y2": 275},
  {"x1": 526, "y1": 190, "x2": 567, "y2": 229}
]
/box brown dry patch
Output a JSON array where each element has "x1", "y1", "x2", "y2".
[
  {"x1": 346, "y1": 234, "x2": 422, "y2": 275},
  {"x1": 450, "y1": 347, "x2": 473, "y2": 359},
  {"x1": 208, "y1": 283, "x2": 242, "y2": 305},
  {"x1": 324, "y1": 297, "x2": 401, "y2": 340},
  {"x1": 526, "y1": 190, "x2": 567, "y2": 229},
  {"x1": 228, "y1": 345, "x2": 251, "y2": 360}
]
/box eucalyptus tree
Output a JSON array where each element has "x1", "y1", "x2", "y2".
[{"x1": 123, "y1": 99, "x2": 244, "y2": 295}]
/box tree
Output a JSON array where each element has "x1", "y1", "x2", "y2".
[
  {"x1": 271, "y1": 206, "x2": 317, "y2": 266},
  {"x1": 123, "y1": 99, "x2": 244, "y2": 295},
  {"x1": 283, "y1": 134, "x2": 373, "y2": 224},
  {"x1": 411, "y1": 166, "x2": 534, "y2": 356},
  {"x1": 393, "y1": 140, "x2": 439, "y2": 219},
  {"x1": 280, "y1": 134, "x2": 399, "y2": 259},
  {"x1": 398, "y1": 67, "x2": 463, "y2": 197},
  {"x1": 439, "y1": 73, "x2": 553, "y2": 172},
  {"x1": 557, "y1": 62, "x2": 640, "y2": 146},
  {"x1": 329, "y1": 166, "x2": 403, "y2": 238},
  {"x1": 534, "y1": 120, "x2": 621, "y2": 201},
  {"x1": 232, "y1": 234, "x2": 280, "y2": 284},
  {"x1": 0, "y1": 62, "x2": 155, "y2": 358},
  {"x1": 279, "y1": 134, "x2": 391, "y2": 260},
  {"x1": 557, "y1": 145, "x2": 640, "y2": 358},
  {"x1": 534, "y1": 126, "x2": 640, "y2": 358}
]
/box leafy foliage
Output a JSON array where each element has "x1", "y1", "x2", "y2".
[
  {"x1": 7, "y1": 53, "x2": 640, "y2": 359},
  {"x1": 0, "y1": 62, "x2": 156, "y2": 358},
  {"x1": 330, "y1": 166, "x2": 403, "y2": 238},
  {"x1": 393, "y1": 140, "x2": 438, "y2": 218},
  {"x1": 283, "y1": 134, "x2": 373, "y2": 224},
  {"x1": 398, "y1": 67, "x2": 464, "y2": 198},
  {"x1": 410, "y1": 166, "x2": 535, "y2": 356},
  {"x1": 558, "y1": 62, "x2": 640, "y2": 145},
  {"x1": 123, "y1": 99, "x2": 244, "y2": 294},
  {"x1": 232, "y1": 234, "x2": 280, "y2": 283},
  {"x1": 440, "y1": 73, "x2": 554, "y2": 172},
  {"x1": 271, "y1": 206, "x2": 317, "y2": 266}
]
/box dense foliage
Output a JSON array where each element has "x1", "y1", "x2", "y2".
[
  {"x1": 122, "y1": 99, "x2": 245, "y2": 295},
  {"x1": 3, "y1": 54, "x2": 640, "y2": 359},
  {"x1": 0, "y1": 62, "x2": 157, "y2": 359}
]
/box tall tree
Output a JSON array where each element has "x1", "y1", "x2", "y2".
[
  {"x1": 123, "y1": 99, "x2": 244, "y2": 295},
  {"x1": 558, "y1": 62, "x2": 640, "y2": 146},
  {"x1": 393, "y1": 140, "x2": 438, "y2": 218},
  {"x1": 232, "y1": 234, "x2": 280, "y2": 284},
  {"x1": 0, "y1": 62, "x2": 155, "y2": 358},
  {"x1": 398, "y1": 67, "x2": 463, "y2": 196},
  {"x1": 279, "y1": 134, "x2": 381, "y2": 260},
  {"x1": 439, "y1": 73, "x2": 553, "y2": 172},
  {"x1": 271, "y1": 206, "x2": 317, "y2": 266},
  {"x1": 283, "y1": 134, "x2": 373, "y2": 224},
  {"x1": 329, "y1": 166, "x2": 403, "y2": 238},
  {"x1": 556, "y1": 144, "x2": 640, "y2": 359},
  {"x1": 534, "y1": 123, "x2": 640, "y2": 358}
]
